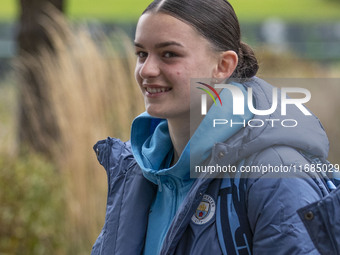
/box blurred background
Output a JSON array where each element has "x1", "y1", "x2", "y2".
[{"x1": 0, "y1": 0, "x2": 339, "y2": 254}]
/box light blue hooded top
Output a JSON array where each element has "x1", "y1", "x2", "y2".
[{"x1": 131, "y1": 83, "x2": 253, "y2": 255}]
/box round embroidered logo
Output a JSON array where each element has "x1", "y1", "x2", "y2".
[{"x1": 191, "y1": 194, "x2": 216, "y2": 225}]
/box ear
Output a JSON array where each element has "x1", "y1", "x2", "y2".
[{"x1": 213, "y1": 50, "x2": 238, "y2": 80}]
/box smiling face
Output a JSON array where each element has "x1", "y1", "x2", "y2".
[{"x1": 134, "y1": 12, "x2": 220, "y2": 120}]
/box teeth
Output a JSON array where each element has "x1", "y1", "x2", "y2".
[{"x1": 146, "y1": 87, "x2": 170, "y2": 94}]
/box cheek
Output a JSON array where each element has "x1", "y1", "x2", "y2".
[
  {"x1": 190, "y1": 56, "x2": 215, "y2": 78},
  {"x1": 134, "y1": 65, "x2": 142, "y2": 84},
  {"x1": 174, "y1": 67, "x2": 198, "y2": 95},
  {"x1": 171, "y1": 70, "x2": 189, "y2": 91}
]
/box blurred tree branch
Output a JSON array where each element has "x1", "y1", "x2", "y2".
[
  {"x1": 16, "y1": 0, "x2": 65, "y2": 157},
  {"x1": 17, "y1": 0, "x2": 64, "y2": 53}
]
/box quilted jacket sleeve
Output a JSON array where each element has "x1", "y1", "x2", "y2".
[
  {"x1": 297, "y1": 186, "x2": 340, "y2": 255},
  {"x1": 246, "y1": 146, "x2": 327, "y2": 255},
  {"x1": 91, "y1": 138, "x2": 156, "y2": 255}
]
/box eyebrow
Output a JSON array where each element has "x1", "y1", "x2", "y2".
[{"x1": 134, "y1": 41, "x2": 184, "y2": 49}]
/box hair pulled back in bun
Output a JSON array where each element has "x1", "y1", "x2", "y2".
[{"x1": 142, "y1": 0, "x2": 259, "y2": 79}]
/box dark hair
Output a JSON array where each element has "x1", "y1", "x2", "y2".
[{"x1": 142, "y1": 0, "x2": 259, "y2": 79}]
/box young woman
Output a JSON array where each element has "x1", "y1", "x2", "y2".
[{"x1": 91, "y1": 0, "x2": 332, "y2": 254}]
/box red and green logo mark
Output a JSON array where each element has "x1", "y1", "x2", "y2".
[{"x1": 196, "y1": 82, "x2": 222, "y2": 106}]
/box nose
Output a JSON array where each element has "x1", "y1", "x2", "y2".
[{"x1": 138, "y1": 55, "x2": 160, "y2": 79}]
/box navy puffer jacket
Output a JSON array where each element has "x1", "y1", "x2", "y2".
[{"x1": 92, "y1": 77, "x2": 329, "y2": 254}]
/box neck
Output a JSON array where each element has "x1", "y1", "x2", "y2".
[
  {"x1": 168, "y1": 112, "x2": 204, "y2": 166},
  {"x1": 168, "y1": 115, "x2": 190, "y2": 166},
  {"x1": 167, "y1": 97, "x2": 212, "y2": 166}
]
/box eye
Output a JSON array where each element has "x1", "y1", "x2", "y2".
[
  {"x1": 163, "y1": 51, "x2": 178, "y2": 58},
  {"x1": 136, "y1": 51, "x2": 148, "y2": 59}
]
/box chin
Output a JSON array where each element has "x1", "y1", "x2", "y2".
[
  {"x1": 146, "y1": 107, "x2": 189, "y2": 121},
  {"x1": 146, "y1": 108, "x2": 168, "y2": 119}
]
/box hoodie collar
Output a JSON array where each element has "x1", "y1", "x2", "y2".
[{"x1": 130, "y1": 82, "x2": 253, "y2": 185}]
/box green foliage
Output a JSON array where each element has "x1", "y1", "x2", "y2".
[
  {"x1": 229, "y1": 0, "x2": 340, "y2": 22},
  {"x1": 1, "y1": 0, "x2": 340, "y2": 22},
  {"x1": 0, "y1": 153, "x2": 66, "y2": 255},
  {"x1": 0, "y1": 0, "x2": 16, "y2": 21},
  {"x1": 67, "y1": 0, "x2": 340, "y2": 22},
  {"x1": 66, "y1": 0, "x2": 151, "y2": 22}
]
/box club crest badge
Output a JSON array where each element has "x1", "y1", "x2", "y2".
[{"x1": 191, "y1": 194, "x2": 216, "y2": 225}]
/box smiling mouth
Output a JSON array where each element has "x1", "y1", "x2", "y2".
[{"x1": 145, "y1": 87, "x2": 172, "y2": 94}]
